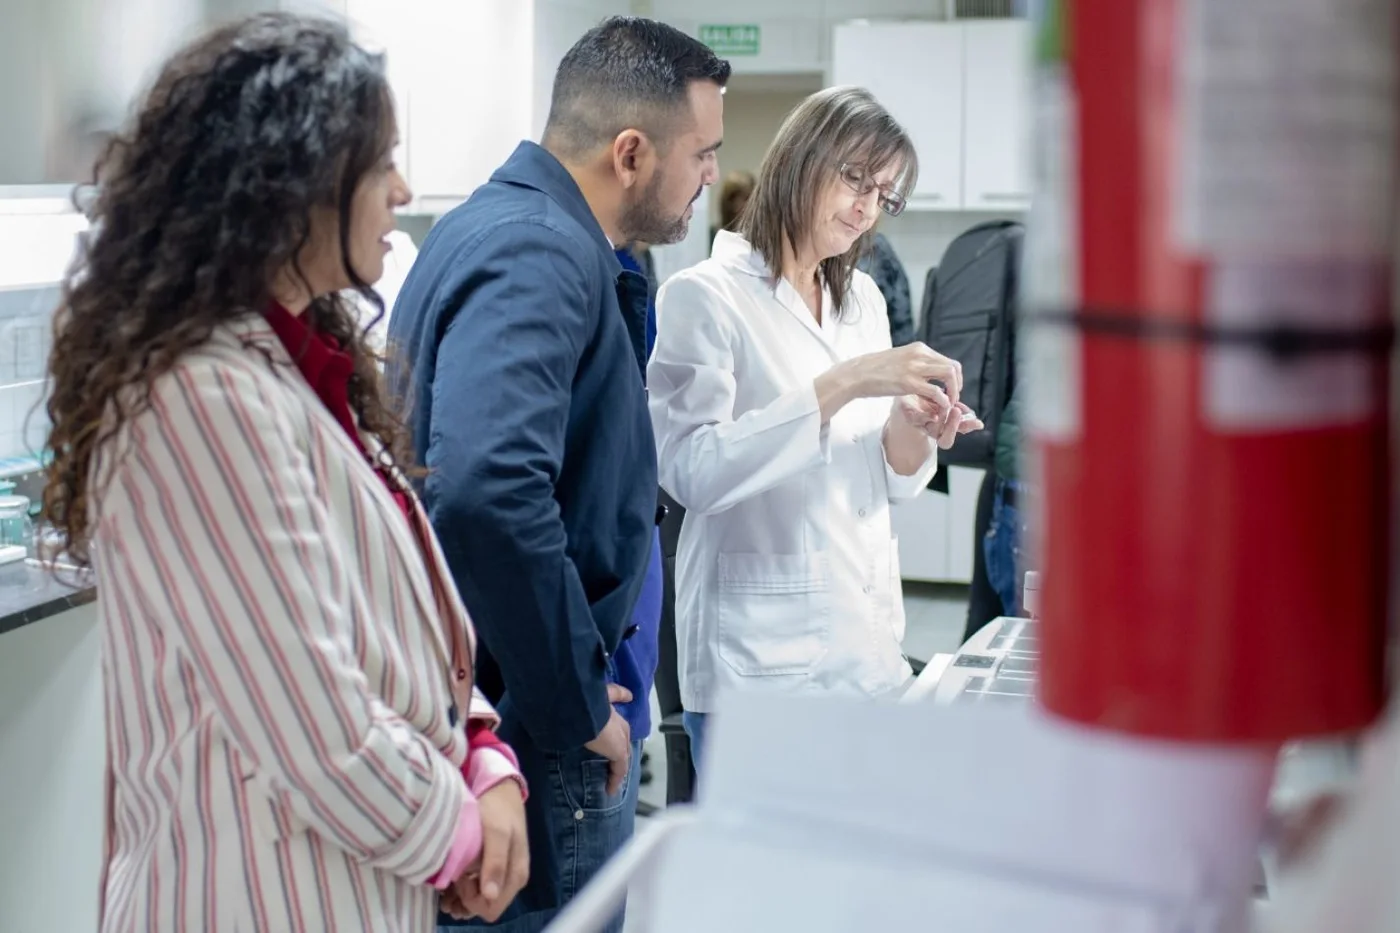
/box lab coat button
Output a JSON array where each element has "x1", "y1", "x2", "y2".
[
  {"x1": 858, "y1": 508, "x2": 868, "y2": 518},
  {"x1": 863, "y1": 585, "x2": 875, "y2": 595}
]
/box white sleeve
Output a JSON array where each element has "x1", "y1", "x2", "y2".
[
  {"x1": 883, "y1": 435, "x2": 940, "y2": 500},
  {"x1": 648, "y1": 273, "x2": 832, "y2": 516}
]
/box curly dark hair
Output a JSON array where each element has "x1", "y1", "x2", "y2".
[{"x1": 42, "y1": 12, "x2": 411, "y2": 568}]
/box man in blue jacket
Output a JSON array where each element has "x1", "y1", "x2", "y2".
[{"x1": 387, "y1": 17, "x2": 728, "y2": 932}]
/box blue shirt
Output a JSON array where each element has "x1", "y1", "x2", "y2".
[{"x1": 613, "y1": 245, "x2": 663, "y2": 738}]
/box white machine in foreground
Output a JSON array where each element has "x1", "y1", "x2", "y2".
[
  {"x1": 547, "y1": 569, "x2": 1350, "y2": 933},
  {"x1": 548, "y1": 686, "x2": 1272, "y2": 933},
  {"x1": 546, "y1": 580, "x2": 1295, "y2": 933}
]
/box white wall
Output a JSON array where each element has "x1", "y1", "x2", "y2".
[
  {"x1": 534, "y1": 0, "x2": 633, "y2": 139},
  {"x1": 648, "y1": 0, "x2": 948, "y2": 75},
  {"x1": 711, "y1": 86, "x2": 809, "y2": 227},
  {"x1": 0, "y1": 605, "x2": 104, "y2": 933}
]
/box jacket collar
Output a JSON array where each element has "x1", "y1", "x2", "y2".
[
  {"x1": 492, "y1": 141, "x2": 622, "y2": 276},
  {"x1": 712, "y1": 230, "x2": 843, "y2": 357},
  {"x1": 711, "y1": 229, "x2": 776, "y2": 279}
]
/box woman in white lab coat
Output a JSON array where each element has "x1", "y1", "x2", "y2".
[{"x1": 648, "y1": 86, "x2": 983, "y2": 767}]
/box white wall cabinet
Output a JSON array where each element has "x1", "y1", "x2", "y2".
[
  {"x1": 830, "y1": 23, "x2": 963, "y2": 209},
  {"x1": 891, "y1": 465, "x2": 983, "y2": 585},
  {"x1": 829, "y1": 19, "x2": 1033, "y2": 213},
  {"x1": 962, "y1": 20, "x2": 1032, "y2": 211}
]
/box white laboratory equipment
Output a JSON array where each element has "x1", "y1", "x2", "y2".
[{"x1": 547, "y1": 558, "x2": 1351, "y2": 933}]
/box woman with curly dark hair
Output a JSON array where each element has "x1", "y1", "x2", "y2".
[{"x1": 42, "y1": 14, "x2": 528, "y2": 931}]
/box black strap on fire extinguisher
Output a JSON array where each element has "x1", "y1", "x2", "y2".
[{"x1": 1031, "y1": 308, "x2": 1396, "y2": 363}]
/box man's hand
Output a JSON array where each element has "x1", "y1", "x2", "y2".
[
  {"x1": 442, "y1": 780, "x2": 529, "y2": 923},
  {"x1": 584, "y1": 684, "x2": 633, "y2": 795}
]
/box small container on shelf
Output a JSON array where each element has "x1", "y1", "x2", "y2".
[{"x1": 0, "y1": 495, "x2": 31, "y2": 565}]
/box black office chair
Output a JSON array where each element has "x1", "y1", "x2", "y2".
[{"x1": 653, "y1": 489, "x2": 696, "y2": 805}]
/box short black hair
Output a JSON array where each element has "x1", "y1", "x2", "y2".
[{"x1": 544, "y1": 16, "x2": 731, "y2": 160}]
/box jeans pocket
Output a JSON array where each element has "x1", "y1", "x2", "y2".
[
  {"x1": 552, "y1": 748, "x2": 633, "y2": 818},
  {"x1": 580, "y1": 754, "x2": 631, "y2": 813}
]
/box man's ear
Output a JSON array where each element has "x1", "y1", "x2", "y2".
[{"x1": 612, "y1": 130, "x2": 651, "y2": 190}]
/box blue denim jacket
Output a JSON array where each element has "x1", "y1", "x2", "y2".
[{"x1": 388, "y1": 142, "x2": 658, "y2": 751}]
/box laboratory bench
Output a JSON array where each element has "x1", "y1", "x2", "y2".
[{"x1": 0, "y1": 557, "x2": 94, "y2": 635}]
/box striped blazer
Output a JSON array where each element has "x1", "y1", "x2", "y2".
[{"x1": 90, "y1": 315, "x2": 503, "y2": 933}]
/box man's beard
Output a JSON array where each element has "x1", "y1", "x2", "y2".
[{"x1": 620, "y1": 171, "x2": 694, "y2": 246}]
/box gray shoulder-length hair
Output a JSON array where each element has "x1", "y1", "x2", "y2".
[{"x1": 737, "y1": 85, "x2": 917, "y2": 315}]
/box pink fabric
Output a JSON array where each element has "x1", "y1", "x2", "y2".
[
  {"x1": 468, "y1": 747, "x2": 527, "y2": 801},
  {"x1": 427, "y1": 749, "x2": 528, "y2": 890},
  {"x1": 466, "y1": 720, "x2": 513, "y2": 762},
  {"x1": 428, "y1": 797, "x2": 483, "y2": 890}
]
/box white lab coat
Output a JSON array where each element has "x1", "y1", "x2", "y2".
[{"x1": 649, "y1": 231, "x2": 938, "y2": 713}]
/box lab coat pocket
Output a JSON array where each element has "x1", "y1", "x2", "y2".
[{"x1": 716, "y1": 552, "x2": 831, "y2": 676}]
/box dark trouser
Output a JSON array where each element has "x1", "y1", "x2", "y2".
[
  {"x1": 439, "y1": 711, "x2": 643, "y2": 933},
  {"x1": 963, "y1": 467, "x2": 1005, "y2": 644},
  {"x1": 983, "y1": 478, "x2": 1026, "y2": 618}
]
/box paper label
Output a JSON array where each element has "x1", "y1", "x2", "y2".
[
  {"x1": 1176, "y1": 0, "x2": 1396, "y2": 256},
  {"x1": 1204, "y1": 261, "x2": 1385, "y2": 430},
  {"x1": 1023, "y1": 62, "x2": 1081, "y2": 442}
]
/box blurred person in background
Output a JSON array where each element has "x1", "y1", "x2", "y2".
[
  {"x1": 710, "y1": 168, "x2": 755, "y2": 249},
  {"x1": 648, "y1": 86, "x2": 982, "y2": 770},
  {"x1": 983, "y1": 348, "x2": 1028, "y2": 619},
  {"x1": 40, "y1": 15, "x2": 527, "y2": 931},
  {"x1": 387, "y1": 16, "x2": 728, "y2": 933},
  {"x1": 858, "y1": 231, "x2": 915, "y2": 346}
]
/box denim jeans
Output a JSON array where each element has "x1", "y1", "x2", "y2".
[
  {"x1": 439, "y1": 735, "x2": 644, "y2": 933},
  {"x1": 682, "y1": 711, "x2": 709, "y2": 776},
  {"x1": 983, "y1": 478, "x2": 1027, "y2": 617}
]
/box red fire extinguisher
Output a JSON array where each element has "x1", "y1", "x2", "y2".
[{"x1": 1026, "y1": 0, "x2": 1393, "y2": 742}]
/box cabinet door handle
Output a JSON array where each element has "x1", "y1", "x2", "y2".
[{"x1": 979, "y1": 192, "x2": 1030, "y2": 202}]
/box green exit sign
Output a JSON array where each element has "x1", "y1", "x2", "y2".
[{"x1": 699, "y1": 23, "x2": 761, "y2": 56}]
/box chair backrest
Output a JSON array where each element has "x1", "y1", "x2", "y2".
[
  {"x1": 925, "y1": 220, "x2": 1024, "y2": 469},
  {"x1": 654, "y1": 489, "x2": 686, "y2": 718}
]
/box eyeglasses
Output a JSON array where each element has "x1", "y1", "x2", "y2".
[{"x1": 838, "y1": 162, "x2": 908, "y2": 217}]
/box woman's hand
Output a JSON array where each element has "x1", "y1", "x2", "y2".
[
  {"x1": 895, "y1": 397, "x2": 984, "y2": 449},
  {"x1": 851, "y1": 342, "x2": 963, "y2": 403},
  {"x1": 815, "y1": 342, "x2": 963, "y2": 423},
  {"x1": 441, "y1": 780, "x2": 529, "y2": 922}
]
